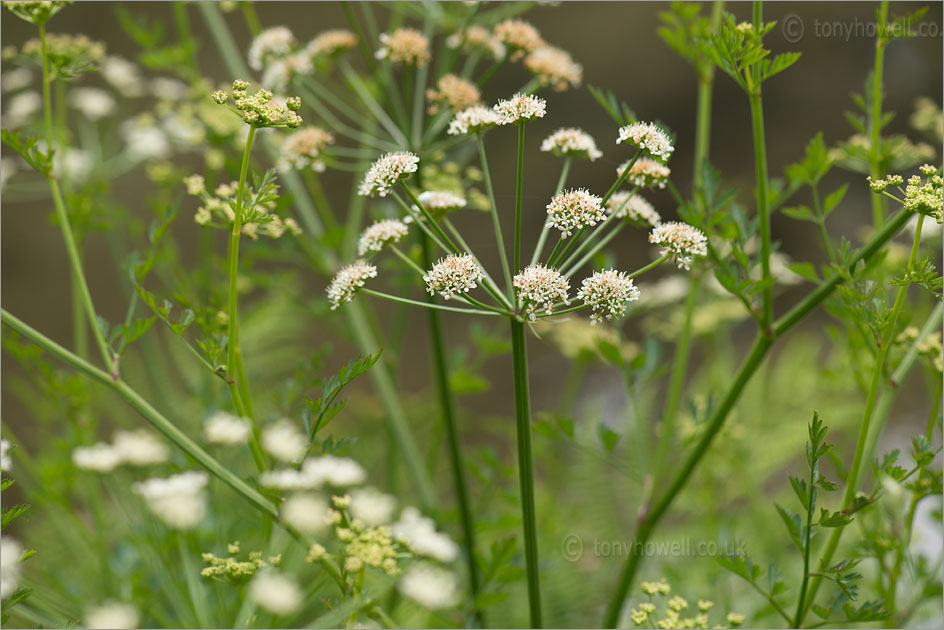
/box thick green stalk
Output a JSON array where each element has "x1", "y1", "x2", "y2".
[
  {"x1": 1, "y1": 309, "x2": 278, "y2": 519},
  {"x1": 511, "y1": 319, "x2": 542, "y2": 628},
  {"x1": 870, "y1": 2, "x2": 889, "y2": 228},
  {"x1": 39, "y1": 22, "x2": 113, "y2": 374},
  {"x1": 477, "y1": 134, "x2": 513, "y2": 294},
  {"x1": 514, "y1": 124, "x2": 525, "y2": 277},
  {"x1": 652, "y1": 275, "x2": 701, "y2": 487},
  {"x1": 603, "y1": 209, "x2": 912, "y2": 628},
  {"x1": 748, "y1": 90, "x2": 773, "y2": 329},
  {"x1": 799, "y1": 213, "x2": 925, "y2": 625},
  {"x1": 420, "y1": 235, "x2": 483, "y2": 627}
]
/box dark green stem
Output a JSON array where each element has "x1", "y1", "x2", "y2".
[{"x1": 514, "y1": 124, "x2": 525, "y2": 277}]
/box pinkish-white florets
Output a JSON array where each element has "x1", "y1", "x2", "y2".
[
  {"x1": 617, "y1": 122, "x2": 675, "y2": 162},
  {"x1": 423, "y1": 254, "x2": 484, "y2": 300},
  {"x1": 279, "y1": 127, "x2": 334, "y2": 172},
  {"x1": 358, "y1": 152, "x2": 419, "y2": 197},
  {"x1": 327, "y1": 261, "x2": 377, "y2": 309},
  {"x1": 447, "y1": 105, "x2": 501, "y2": 135},
  {"x1": 376, "y1": 28, "x2": 431, "y2": 66},
  {"x1": 649, "y1": 221, "x2": 708, "y2": 270},
  {"x1": 492, "y1": 19, "x2": 545, "y2": 59},
  {"x1": 606, "y1": 191, "x2": 661, "y2": 227},
  {"x1": 524, "y1": 46, "x2": 582, "y2": 91},
  {"x1": 306, "y1": 29, "x2": 357, "y2": 58},
  {"x1": 446, "y1": 26, "x2": 506, "y2": 60},
  {"x1": 577, "y1": 269, "x2": 640, "y2": 325},
  {"x1": 357, "y1": 219, "x2": 409, "y2": 256},
  {"x1": 540, "y1": 127, "x2": 602, "y2": 161},
  {"x1": 426, "y1": 73, "x2": 481, "y2": 114},
  {"x1": 513, "y1": 265, "x2": 570, "y2": 321},
  {"x1": 546, "y1": 188, "x2": 606, "y2": 238},
  {"x1": 494, "y1": 93, "x2": 546, "y2": 125},
  {"x1": 248, "y1": 26, "x2": 296, "y2": 71},
  {"x1": 618, "y1": 157, "x2": 671, "y2": 189}
]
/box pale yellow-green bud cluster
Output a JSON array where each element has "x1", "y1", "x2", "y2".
[{"x1": 212, "y1": 79, "x2": 302, "y2": 128}]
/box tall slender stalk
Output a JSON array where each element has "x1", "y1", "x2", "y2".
[
  {"x1": 870, "y1": 1, "x2": 889, "y2": 228},
  {"x1": 530, "y1": 157, "x2": 571, "y2": 266},
  {"x1": 510, "y1": 319, "x2": 542, "y2": 628},
  {"x1": 513, "y1": 124, "x2": 525, "y2": 278},
  {"x1": 798, "y1": 213, "x2": 925, "y2": 625},
  {"x1": 477, "y1": 134, "x2": 513, "y2": 294}
]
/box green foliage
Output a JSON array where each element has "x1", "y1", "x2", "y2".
[
  {"x1": 700, "y1": 14, "x2": 801, "y2": 94},
  {"x1": 1, "y1": 129, "x2": 54, "y2": 179},
  {"x1": 304, "y1": 351, "x2": 382, "y2": 441}
]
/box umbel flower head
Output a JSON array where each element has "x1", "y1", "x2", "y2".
[
  {"x1": 327, "y1": 261, "x2": 378, "y2": 309},
  {"x1": 494, "y1": 93, "x2": 547, "y2": 125},
  {"x1": 448, "y1": 105, "x2": 501, "y2": 136},
  {"x1": 358, "y1": 151, "x2": 419, "y2": 197},
  {"x1": 514, "y1": 265, "x2": 571, "y2": 321},
  {"x1": 618, "y1": 157, "x2": 672, "y2": 189},
  {"x1": 649, "y1": 221, "x2": 709, "y2": 270},
  {"x1": 357, "y1": 219, "x2": 409, "y2": 256},
  {"x1": 546, "y1": 188, "x2": 606, "y2": 238},
  {"x1": 424, "y1": 254, "x2": 484, "y2": 299},
  {"x1": 617, "y1": 122, "x2": 675, "y2": 162},
  {"x1": 426, "y1": 73, "x2": 481, "y2": 114},
  {"x1": 132, "y1": 471, "x2": 209, "y2": 530},
  {"x1": 901, "y1": 165, "x2": 943, "y2": 223},
  {"x1": 417, "y1": 190, "x2": 467, "y2": 214},
  {"x1": 447, "y1": 25, "x2": 506, "y2": 60},
  {"x1": 524, "y1": 45, "x2": 582, "y2": 91},
  {"x1": 214, "y1": 79, "x2": 302, "y2": 128},
  {"x1": 606, "y1": 191, "x2": 661, "y2": 227},
  {"x1": 540, "y1": 128, "x2": 602, "y2": 161},
  {"x1": 493, "y1": 18, "x2": 545, "y2": 60},
  {"x1": 376, "y1": 27, "x2": 431, "y2": 66},
  {"x1": 279, "y1": 127, "x2": 334, "y2": 172},
  {"x1": 306, "y1": 29, "x2": 358, "y2": 59},
  {"x1": 4, "y1": 1, "x2": 71, "y2": 25},
  {"x1": 577, "y1": 269, "x2": 641, "y2": 325},
  {"x1": 248, "y1": 26, "x2": 296, "y2": 71}
]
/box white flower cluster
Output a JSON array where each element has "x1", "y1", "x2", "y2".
[
  {"x1": 1, "y1": 537, "x2": 22, "y2": 600},
  {"x1": 203, "y1": 411, "x2": 252, "y2": 446},
  {"x1": 514, "y1": 265, "x2": 571, "y2": 321},
  {"x1": 494, "y1": 93, "x2": 547, "y2": 125},
  {"x1": 327, "y1": 260, "x2": 377, "y2": 309},
  {"x1": 0, "y1": 439, "x2": 11, "y2": 472},
  {"x1": 649, "y1": 221, "x2": 709, "y2": 270},
  {"x1": 417, "y1": 190, "x2": 467, "y2": 213},
  {"x1": 132, "y1": 471, "x2": 209, "y2": 530},
  {"x1": 249, "y1": 571, "x2": 303, "y2": 616},
  {"x1": 306, "y1": 29, "x2": 358, "y2": 58},
  {"x1": 69, "y1": 87, "x2": 116, "y2": 121},
  {"x1": 426, "y1": 73, "x2": 481, "y2": 114},
  {"x1": 447, "y1": 105, "x2": 501, "y2": 136},
  {"x1": 248, "y1": 26, "x2": 296, "y2": 71},
  {"x1": 577, "y1": 269, "x2": 641, "y2": 325},
  {"x1": 260, "y1": 455, "x2": 367, "y2": 490},
  {"x1": 618, "y1": 157, "x2": 672, "y2": 189},
  {"x1": 358, "y1": 151, "x2": 419, "y2": 197},
  {"x1": 617, "y1": 122, "x2": 675, "y2": 162},
  {"x1": 524, "y1": 45, "x2": 582, "y2": 91},
  {"x1": 606, "y1": 191, "x2": 662, "y2": 227},
  {"x1": 399, "y1": 564, "x2": 460, "y2": 610},
  {"x1": 546, "y1": 188, "x2": 606, "y2": 238},
  {"x1": 393, "y1": 507, "x2": 459, "y2": 562},
  {"x1": 376, "y1": 28, "x2": 431, "y2": 66},
  {"x1": 349, "y1": 487, "x2": 398, "y2": 526},
  {"x1": 279, "y1": 127, "x2": 334, "y2": 172},
  {"x1": 423, "y1": 254, "x2": 484, "y2": 299},
  {"x1": 540, "y1": 127, "x2": 602, "y2": 161},
  {"x1": 281, "y1": 493, "x2": 330, "y2": 535},
  {"x1": 261, "y1": 419, "x2": 308, "y2": 463},
  {"x1": 493, "y1": 18, "x2": 545, "y2": 59},
  {"x1": 357, "y1": 219, "x2": 409, "y2": 256},
  {"x1": 446, "y1": 25, "x2": 505, "y2": 60},
  {"x1": 84, "y1": 602, "x2": 139, "y2": 630},
  {"x1": 72, "y1": 429, "x2": 170, "y2": 473}
]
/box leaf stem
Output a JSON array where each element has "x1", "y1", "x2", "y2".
[
  {"x1": 530, "y1": 157, "x2": 571, "y2": 266},
  {"x1": 514, "y1": 123, "x2": 525, "y2": 278},
  {"x1": 477, "y1": 133, "x2": 514, "y2": 294}
]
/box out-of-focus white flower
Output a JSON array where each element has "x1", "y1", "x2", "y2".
[
  {"x1": 424, "y1": 254, "x2": 484, "y2": 300},
  {"x1": 375, "y1": 28, "x2": 430, "y2": 66},
  {"x1": 577, "y1": 269, "x2": 640, "y2": 325},
  {"x1": 426, "y1": 73, "x2": 480, "y2": 113},
  {"x1": 260, "y1": 455, "x2": 367, "y2": 490},
  {"x1": 281, "y1": 493, "x2": 329, "y2": 535},
  {"x1": 357, "y1": 219, "x2": 409, "y2": 256},
  {"x1": 492, "y1": 19, "x2": 544, "y2": 59},
  {"x1": 349, "y1": 487, "x2": 397, "y2": 526},
  {"x1": 68, "y1": 87, "x2": 116, "y2": 121},
  {"x1": 306, "y1": 30, "x2": 358, "y2": 58},
  {"x1": 72, "y1": 443, "x2": 122, "y2": 473},
  {"x1": 649, "y1": 222, "x2": 708, "y2": 270},
  {"x1": 358, "y1": 152, "x2": 419, "y2": 197},
  {"x1": 54, "y1": 148, "x2": 93, "y2": 183},
  {"x1": 606, "y1": 191, "x2": 661, "y2": 227},
  {"x1": 617, "y1": 122, "x2": 674, "y2": 162},
  {"x1": 261, "y1": 420, "x2": 308, "y2": 463},
  {"x1": 111, "y1": 429, "x2": 170, "y2": 466},
  {"x1": 1, "y1": 537, "x2": 23, "y2": 600},
  {"x1": 1, "y1": 157, "x2": 18, "y2": 191},
  {"x1": 248, "y1": 571, "x2": 303, "y2": 616},
  {"x1": 399, "y1": 563, "x2": 460, "y2": 610},
  {"x1": 447, "y1": 25, "x2": 505, "y2": 60},
  {"x1": 204, "y1": 411, "x2": 251, "y2": 446},
  {"x1": 84, "y1": 602, "x2": 140, "y2": 629},
  {"x1": 102, "y1": 56, "x2": 144, "y2": 97},
  {"x1": 546, "y1": 188, "x2": 606, "y2": 238},
  {"x1": 417, "y1": 190, "x2": 467, "y2": 213},
  {"x1": 279, "y1": 126, "x2": 334, "y2": 173},
  {"x1": 524, "y1": 45, "x2": 582, "y2": 91},
  {"x1": 447, "y1": 105, "x2": 501, "y2": 136},
  {"x1": 122, "y1": 119, "x2": 171, "y2": 162},
  {"x1": 248, "y1": 26, "x2": 296, "y2": 71},
  {"x1": 540, "y1": 128, "x2": 601, "y2": 161},
  {"x1": 1, "y1": 439, "x2": 12, "y2": 472},
  {"x1": 262, "y1": 53, "x2": 312, "y2": 92},
  {"x1": 150, "y1": 77, "x2": 188, "y2": 100},
  {"x1": 132, "y1": 471, "x2": 209, "y2": 530},
  {"x1": 4, "y1": 90, "x2": 41, "y2": 127},
  {"x1": 393, "y1": 507, "x2": 459, "y2": 562},
  {"x1": 327, "y1": 261, "x2": 377, "y2": 310},
  {"x1": 1, "y1": 67, "x2": 32, "y2": 93},
  {"x1": 494, "y1": 93, "x2": 546, "y2": 125}
]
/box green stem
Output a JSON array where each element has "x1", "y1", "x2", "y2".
[
  {"x1": 361, "y1": 289, "x2": 498, "y2": 317},
  {"x1": 514, "y1": 124, "x2": 526, "y2": 278},
  {"x1": 510, "y1": 319, "x2": 542, "y2": 628},
  {"x1": 240, "y1": 1, "x2": 262, "y2": 37},
  {"x1": 798, "y1": 213, "x2": 924, "y2": 626},
  {"x1": 419, "y1": 234, "x2": 484, "y2": 627},
  {"x1": 0, "y1": 309, "x2": 278, "y2": 519},
  {"x1": 748, "y1": 90, "x2": 772, "y2": 330},
  {"x1": 811, "y1": 184, "x2": 837, "y2": 264},
  {"x1": 627, "y1": 253, "x2": 671, "y2": 280},
  {"x1": 39, "y1": 22, "x2": 113, "y2": 375},
  {"x1": 399, "y1": 182, "x2": 461, "y2": 255},
  {"x1": 561, "y1": 222, "x2": 626, "y2": 278},
  {"x1": 652, "y1": 275, "x2": 701, "y2": 488},
  {"x1": 530, "y1": 157, "x2": 571, "y2": 266},
  {"x1": 870, "y1": 2, "x2": 889, "y2": 228},
  {"x1": 477, "y1": 134, "x2": 513, "y2": 294},
  {"x1": 692, "y1": 1, "x2": 723, "y2": 205},
  {"x1": 441, "y1": 217, "x2": 514, "y2": 310},
  {"x1": 793, "y1": 426, "x2": 819, "y2": 626}
]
